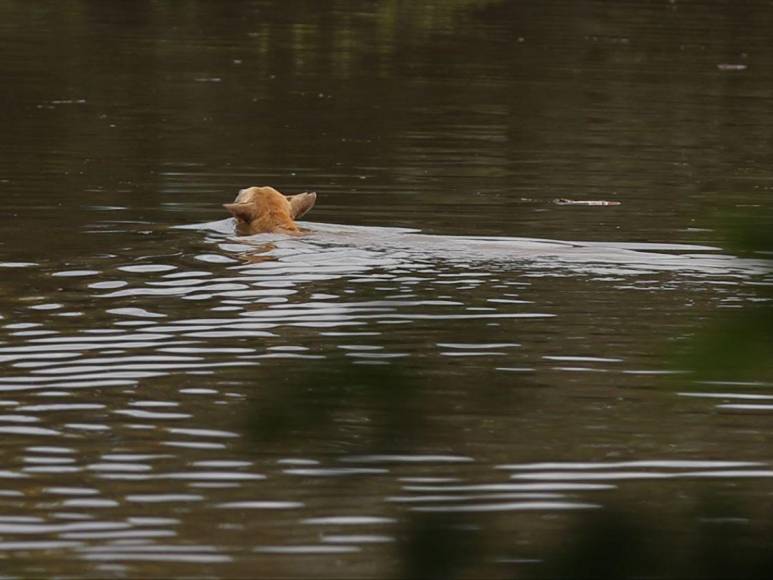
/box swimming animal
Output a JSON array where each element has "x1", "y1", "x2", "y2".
[{"x1": 224, "y1": 186, "x2": 316, "y2": 235}]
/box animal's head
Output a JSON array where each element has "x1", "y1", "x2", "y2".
[{"x1": 224, "y1": 186, "x2": 317, "y2": 235}]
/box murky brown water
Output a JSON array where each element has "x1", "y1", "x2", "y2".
[{"x1": 2, "y1": 1, "x2": 773, "y2": 577}]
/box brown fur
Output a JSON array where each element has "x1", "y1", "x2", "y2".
[{"x1": 224, "y1": 186, "x2": 316, "y2": 235}]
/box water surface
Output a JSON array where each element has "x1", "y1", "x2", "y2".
[{"x1": 2, "y1": 1, "x2": 773, "y2": 577}]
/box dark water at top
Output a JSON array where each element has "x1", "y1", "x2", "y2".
[{"x1": 1, "y1": 1, "x2": 773, "y2": 577}]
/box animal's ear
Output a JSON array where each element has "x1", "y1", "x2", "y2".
[
  {"x1": 287, "y1": 192, "x2": 317, "y2": 219},
  {"x1": 223, "y1": 202, "x2": 257, "y2": 223}
]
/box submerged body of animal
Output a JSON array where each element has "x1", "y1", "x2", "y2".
[{"x1": 224, "y1": 186, "x2": 317, "y2": 235}]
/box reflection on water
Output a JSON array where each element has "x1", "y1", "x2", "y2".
[
  {"x1": 191, "y1": 218, "x2": 772, "y2": 277},
  {"x1": 2, "y1": 0, "x2": 773, "y2": 576}
]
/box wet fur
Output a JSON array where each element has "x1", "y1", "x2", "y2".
[{"x1": 224, "y1": 186, "x2": 316, "y2": 235}]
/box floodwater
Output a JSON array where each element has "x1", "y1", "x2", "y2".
[{"x1": 1, "y1": 1, "x2": 773, "y2": 577}]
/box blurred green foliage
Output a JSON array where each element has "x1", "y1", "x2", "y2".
[
  {"x1": 530, "y1": 496, "x2": 773, "y2": 580},
  {"x1": 248, "y1": 362, "x2": 421, "y2": 450},
  {"x1": 680, "y1": 310, "x2": 773, "y2": 381},
  {"x1": 677, "y1": 210, "x2": 773, "y2": 381},
  {"x1": 400, "y1": 513, "x2": 480, "y2": 580}
]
